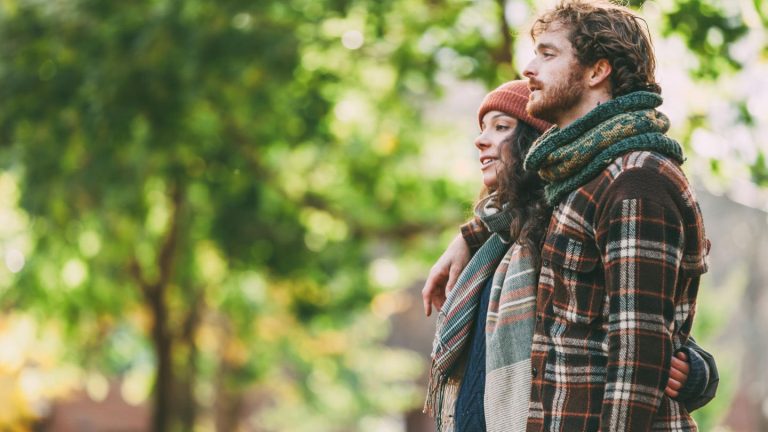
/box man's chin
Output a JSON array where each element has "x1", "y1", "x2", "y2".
[{"x1": 527, "y1": 102, "x2": 557, "y2": 124}]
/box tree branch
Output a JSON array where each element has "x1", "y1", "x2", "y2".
[
  {"x1": 494, "y1": 0, "x2": 516, "y2": 71},
  {"x1": 128, "y1": 257, "x2": 153, "y2": 300},
  {"x1": 157, "y1": 183, "x2": 184, "y2": 290}
]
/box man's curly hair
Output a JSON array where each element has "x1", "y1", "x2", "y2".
[{"x1": 531, "y1": 0, "x2": 661, "y2": 97}]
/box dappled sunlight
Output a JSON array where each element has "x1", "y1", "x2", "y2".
[
  {"x1": 0, "y1": 314, "x2": 80, "y2": 428},
  {"x1": 61, "y1": 259, "x2": 87, "y2": 289},
  {"x1": 77, "y1": 230, "x2": 102, "y2": 258},
  {"x1": 0, "y1": 173, "x2": 31, "y2": 284},
  {"x1": 371, "y1": 291, "x2": 412, "y2": 319},
  {"x1": 84, "y1": 372, "x2": 109, "y2": 402},
  {"x1": 369, "y1": 258, "x2": 400, "y2": 289},
  {"x1": 0, "y1": 0, "x2": 766, "y2": 430},
  {"x1": 121, "y1": 365, "x2": 153, "y2": 406},
  {"x1": 4, "y1": 249, "x2": 25, "y2": 274},
  {"x1": 195, "y1": 241, "x2": 228, "y2": 285},
  {"x1": 341, "y1": 30, "x2": 365, "y2": 50}
]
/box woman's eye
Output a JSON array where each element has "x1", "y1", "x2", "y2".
[{"x1": 495, "y1": 124, "x2": 509, "y2": 132}]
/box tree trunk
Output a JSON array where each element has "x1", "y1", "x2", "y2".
[
  {"x1": 177, "y1": 292, "x2": 204, "y2": 431},
  {"x1": 494, "y1": 0, "x2": 515, "y2": 68},
  {"x1": 131, "y1": 184, "x2": 185, "y2": 432},
  {"x1": 150, "y1": 290, "x2": 173, "y2": 432}
]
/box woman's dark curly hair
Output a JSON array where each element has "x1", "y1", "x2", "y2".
[
  {"x1": 531, "y1": 0, "x2": 661, "y2": 97},
  {"x1": 494, "y1": 121, "x2": 552, "y2": 260}
]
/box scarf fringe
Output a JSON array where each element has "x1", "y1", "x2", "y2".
[
  {"x1": 424, "y1": 360, "x2": 461, "y2": 432},
  {"x1": 423, "y1": 361, "x2": 445, "y2": 418}
]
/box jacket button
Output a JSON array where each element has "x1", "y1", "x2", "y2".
[
  {"x1": 536, "y1": 314, "x2": 542, "y2": 322},
  {"x1": 532, "y1": 367, "x2": 538, "y2": 378},
  {"x1": 542, "y1": 259, "x2": 550, "y2": 267}
]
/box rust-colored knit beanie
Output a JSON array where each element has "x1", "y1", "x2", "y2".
[{"x1": 477, "y1": 80, "x2": 552, "y2": 133}]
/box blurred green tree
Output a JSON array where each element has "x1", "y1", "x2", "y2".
[{"x1": 0, "y1": 0, "x2": 506, "y2": 430}]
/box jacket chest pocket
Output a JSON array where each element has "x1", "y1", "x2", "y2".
[{"x1": 542, "y1": 233, "x2": 605, "y2": 325}]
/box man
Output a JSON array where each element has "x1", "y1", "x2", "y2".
[
  {"x1": 521, "y1": 1, "x2": 711, "y2": 430},
  {"x1": 423, "y1": 1, "x2": 716, "y2": 430}
]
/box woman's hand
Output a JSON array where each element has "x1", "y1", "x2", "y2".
[{"x1": 665, "y1": 351, "x2": 690, "y2": 398}]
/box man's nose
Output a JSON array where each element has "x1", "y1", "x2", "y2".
[{"x1": 523, "y1": 59, "x2": 537, "y2": 78}]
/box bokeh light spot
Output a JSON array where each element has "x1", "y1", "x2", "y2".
[
  {"x1": 4, "y1": 248, "x2": 25, "y2": 273},
  {"x1": 369, "y1": 258, "x2": 399, "y2": 288},
  {"x1": 341, "y1": 30, "x2": 364, "y2": 50},
  {"x1": 62, "y1": 259, "x2": 87, "y2": 288},
  {"x1": 78, "y1": 230, "x2": 102, "y2": 258},
  {"x1": 85, "y1": 372, "x2": 109, "y2": 402}
]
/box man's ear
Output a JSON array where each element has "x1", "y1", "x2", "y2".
[{"x1": 588, "y1": 58, "x2": 612, "y2": 88}]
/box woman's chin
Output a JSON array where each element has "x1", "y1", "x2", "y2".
[{"x1": 482, "y1": 175, "x2": 497, "y2": 190}]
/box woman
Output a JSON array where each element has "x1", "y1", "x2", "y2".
[
  {"x1": 424, "y1": 80, "x2": 553, "y2": 432},
  {"x1": 423, "y1": 81, "x2": 712, "y2": 432}
]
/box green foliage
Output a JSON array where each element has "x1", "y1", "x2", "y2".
[
  {"x1": 662, "y1": 0, "x2": 749, "y2": 79},
  {"x1": 751, "y1": 152, "x2": 768, "y2": 185},
  {"x1": 0, "y1": 0, "x2": 500, "y2": 427},
  {"x1": 1, "y1": 0, "x2": 766, "y2": 428}
]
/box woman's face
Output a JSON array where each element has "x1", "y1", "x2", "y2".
[{"x1": 475, "y1": 110, "x2": 518, "y2": 189}]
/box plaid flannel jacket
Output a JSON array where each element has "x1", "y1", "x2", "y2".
[{"x1": 526, "y1": 151, "x2": 709, "y2": 432}]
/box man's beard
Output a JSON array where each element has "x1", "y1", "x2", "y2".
[{"x1": 527, "y1": 66, "x2": 587, "y2": 124}]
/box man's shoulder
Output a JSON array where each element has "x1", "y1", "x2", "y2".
[
  {"x1": 554, "y1": 150, "x2": 702, "y2": 235},
  {"x1": 555, "y1": 151, "x2": 697, "y2": 236},
  {"x1": 606, "y1": 150, "x2": 686, "y2": 184},
  {"x1": 581, "y1": 150, "x2": 693, "y2": 202}
]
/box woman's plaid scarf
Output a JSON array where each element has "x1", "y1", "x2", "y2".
[
  {"x1": 424, "y1": 194, "x2": 513, "y2": 424},
  {"x1": 524, "y1": 91, "x2": 684, "y2": 205}
]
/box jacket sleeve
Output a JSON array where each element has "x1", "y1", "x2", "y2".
[
  {"x1": 597, "y1": 196, "x2": 685, "y2": 431},
  {"x1": 459, "y1": 216, "x2": 491, "y2": 254},
  {"x1": 676, "y1": 337, "x2": 719, "y2": 411}
]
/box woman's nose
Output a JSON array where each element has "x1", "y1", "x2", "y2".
[{"x1": 474, "y1": 133, "x2": 489, "y2": 150}]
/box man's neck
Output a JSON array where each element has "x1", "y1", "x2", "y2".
[{"x1": 556, "y1": 91, "x2": 612, "y2": 129}]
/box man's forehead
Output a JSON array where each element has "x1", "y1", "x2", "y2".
[{"x1": 533, "y1": 24, "x2": 571, "y2": 48}]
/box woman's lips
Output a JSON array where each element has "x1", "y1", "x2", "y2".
[{"x1": 480, "y1": 157, "x2": 497, "y2": 169}]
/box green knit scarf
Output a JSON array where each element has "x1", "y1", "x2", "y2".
[{"x1": 523, "y1": 91, "x2": 684, "y2": 206}]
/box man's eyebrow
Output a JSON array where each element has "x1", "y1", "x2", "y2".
[{"x1": 535, "y1": 42, "x2": 559, "y2": 53}]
